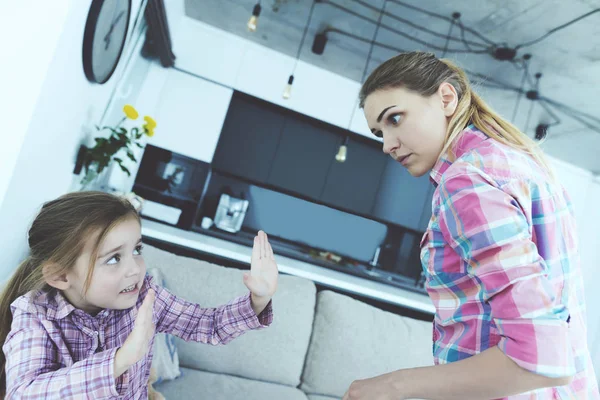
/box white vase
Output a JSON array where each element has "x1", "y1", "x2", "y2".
[{"x1": 80, "y1": 163, "x2": 109, "y2": 192}]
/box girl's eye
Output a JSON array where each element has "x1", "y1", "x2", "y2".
[
  {"x1": 134, "y1": 244, "x2": 144, "y2": 256},
  {"x1": 107, "y1": 254, "x2": 121, "y2": 265},
  {"x1": 387, "y1": 114, "x2": 402, "y2": 125}
]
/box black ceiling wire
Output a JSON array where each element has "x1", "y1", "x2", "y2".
[
  {"x1": 441, "y1": 19, "x2": 456, "y2": 57},
  {"x1": 542, "y1": 100, "x2": 600, "y2": 132},
  {"x1": 325, "y1": 28, "x2": 600, "y2": 134},
  {"x1": 328, "y1": 0, "x2": 600, "y2": 70},
  {"x1": 537, "y1": 99, "x2": 562, "y2": 126},
  {"x1": 386, "y1": 0, "x2": 497, "y2": 45},
  {"x1": 515, "y1": 8, "x2": 600, "y2": 49},
  {"x1": 457, "y1": 18, "x2": 475, "y2": 51},
  {"x1": 291, "y1": 0, "x2": 318, "y2": 75},
  {"x1": 314, "y1": 5, "x2": 600, "y2": 136},
  {"x1": 325, "y1": 27, "x2": 523, "y2": 94},
  {"x1": 524, "y1": 95, "x2": 536, "y2": 134},
  {"x1": 359, "y1": 0, "x2": 386, "y2": 83},
  {"x1": 319, "y1": 0, "x2": 489, "y2": 54},
  {"x1": 511, "y1": 57, "x2": 531, "y2": 123},
  {"x1": 325, "y1": 28, "x2": 409, "y2": 53},
  {"x1": 541, "y1": 97, "x2": 600, "y2": 126},
  {"x1": 466, "y1": 70, "x2": 523, "y2": 92},
  {"x1": 349, "y1": 0, "x2": 489, "y2": 49},
  {"x1": 345, "y1": 1, "x2": 388, "y2": 131}
]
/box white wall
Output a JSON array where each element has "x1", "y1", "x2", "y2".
[
  {"x1": 0, "y1": 0, "x2": 71, "y2": 212},
  {"x1": 0, "y1": 0, "x2": 149, "y2": 280},
  {"x1": 580, "y1": 180, "x2": 600, "y2": 382}
]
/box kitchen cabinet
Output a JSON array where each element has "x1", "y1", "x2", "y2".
[
  {"x1": 267, "y1": 117, "x2": 340, "y2": 200},
  {"x1": 212, "y1": 93, "x2": 284, "y2": 183},
  {"x1": 150, "y1": 68, "x2": 233, "y2": 163},
  {"x1": 171, "y1": 16, "x2": 245, "y2": 87},
  {"x1": 282, "y1": 60, "x2": 358, "y2": 129},
  {"x1": 320, "y1": 137, "x2": 387, "y2": 215},
  {"x1": 372, "y1": 157, "x2": 433, "y2": 231}
]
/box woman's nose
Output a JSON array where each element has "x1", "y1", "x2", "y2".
[{"x1": 382, "y1": 135, "x2": 399, "y2": 155}]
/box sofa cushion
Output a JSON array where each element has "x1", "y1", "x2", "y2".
[
  {"x1": 143, "y1": 244, "x2": 316, "y2": 387},
  {"x1": 155, "y1": 367, "x2": 309, "y2": 400},
  {"x1": 300, "y1": 290, "x2": 434, "y2": 398},
  {"x1": 148, "y1": 268, "x2": 182, "y2": 383}
]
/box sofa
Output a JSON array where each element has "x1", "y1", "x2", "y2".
[{"x1": 145, "y1": 244, "x2": 434, "y2": 400}]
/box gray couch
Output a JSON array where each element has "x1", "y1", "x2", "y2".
[{"x1": 146, "y1": 244, "x2": 434, "y2": 400}]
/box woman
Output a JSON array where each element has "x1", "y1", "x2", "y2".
[{"x1": 343, "y1": 52, "x2": 599, "y2": 400}]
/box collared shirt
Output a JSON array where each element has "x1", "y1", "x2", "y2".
[
  {"x1": 4, "y1": 274, "x2": 273, "y2": 399},
  {"x1": 421, "y1": 124, "x2": 599, "y2": 399}
]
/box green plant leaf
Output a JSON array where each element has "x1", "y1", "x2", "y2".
[
  {"x1": 113, "y1": 157, "x2": 123, "y2": 163},
  {"x1": 119, "y1": 164, "x2": 131, "y2": 176},
  {"x1": 135, "y1": 143, "x2": 144, "y2": 148}
]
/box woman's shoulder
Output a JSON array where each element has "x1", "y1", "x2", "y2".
[{"x1": 446, "y1": 141, "x2": 537, "y2": 188}]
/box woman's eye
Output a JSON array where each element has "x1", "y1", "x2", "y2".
[
  {"x1": 387, "y1": 114, "x2": 402, "y2": 125},
  {"x1": 134, "y1": 245, "x2": 144, "y2": 255},
  {"x1": 107, "y1": 254, "x2": 121, "y2": 265}
]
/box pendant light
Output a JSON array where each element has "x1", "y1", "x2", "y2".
[
  {"x1": 283, "y1": 75, "x2": 294, "y2": 99},
  {"x1": 283, "y1": 0, "x2": 318, "y2": 99},
  {"x1": 335, "y1": 136, "x2": 349, "y2": 162},
  {"x1": 335, "y1": 1, "x2": 387, "y2": 162},
  {"x1": 247, "y1": 2, "x2": 261, "y2": 32}
]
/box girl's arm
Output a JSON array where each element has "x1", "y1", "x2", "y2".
[
  {"x1": 147, "y1": 275, "x2": 273, "y2": 345},
  {"x1": 149, "y1": 231, "x2": 277, "y2": 345},
  {"x1": 4, "y1": 310, "x2": 128, "y2": 399}
]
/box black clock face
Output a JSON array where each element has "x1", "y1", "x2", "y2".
[{"x1": 83, "y1": 0, "x2": 131, "y2": 84}]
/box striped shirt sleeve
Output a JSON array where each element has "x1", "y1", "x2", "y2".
[
  {"x1": 437, "y1": 163, "x2": 575, "y2": 378},
  {"x1": 3, "y1": 308, "x2": 128, "y2": 399},
  {"x1": 148, "y1": 276, "x2": 273, "y2": 344}
]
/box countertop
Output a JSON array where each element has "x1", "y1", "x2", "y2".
[{"x1": 141, "y1": 218, "x2": 435, "y2": 314}]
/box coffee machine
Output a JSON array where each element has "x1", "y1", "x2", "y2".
[{"x1": 213, "y1": 193, "x2": 249, "y2": 233}]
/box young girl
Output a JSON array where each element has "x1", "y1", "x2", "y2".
[
  {"x1": 343, "y1": 52, "x2": 600, "y2": 400},
  {"x1": 0, "y1": 191, "x2": 279, "y2": 399}
]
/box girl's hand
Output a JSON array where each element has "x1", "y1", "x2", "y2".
[
  {"x1": 114, "y1": 289, "x2": 156, "y2": 377},
  {"x1": 243, "y1": 231, "x2": 279, "y2": 314}
]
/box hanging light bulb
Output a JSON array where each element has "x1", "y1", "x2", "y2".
[
  {"x1": 335, "y1": 137, "x2": 349, "y2": 162},
  {"x1": 247, "y1": 2, "x2": 261, "y2": 32},
  {"x1": 283, "y1": 75, "x2": 294, "y2": 99},
  {"x1": 284, "y1": 0, "x2": 318, "y2": 100}
]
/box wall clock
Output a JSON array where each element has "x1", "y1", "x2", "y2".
[{"x1": 82, "y1": 0, "x2": 132, "y2": 84}]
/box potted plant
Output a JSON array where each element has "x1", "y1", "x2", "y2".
[{"x1": 80, "y1": 104, "x2": 156, "y2": 190}]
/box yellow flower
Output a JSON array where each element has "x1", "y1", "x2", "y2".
[
  {"x1": 143, "y1": 115, "x2": 157, "y2": 129},
  {"x1": 123, "y1": 104, "x2": 139, "y2": 120},
  {"x1": 144, "y1": 125, "x2": 155, "y2": 137}
]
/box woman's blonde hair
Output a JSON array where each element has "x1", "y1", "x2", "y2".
[
  {"x1": 359, "y1": 51, "x2": 553, "y2": 175},
  {"x1": 0, "y1": 191, "x2": 140, "y2": 397}
]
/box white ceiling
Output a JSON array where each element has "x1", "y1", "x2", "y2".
[{"x1": 185, "y1": 0, "x2": 600, "y2": 173}]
